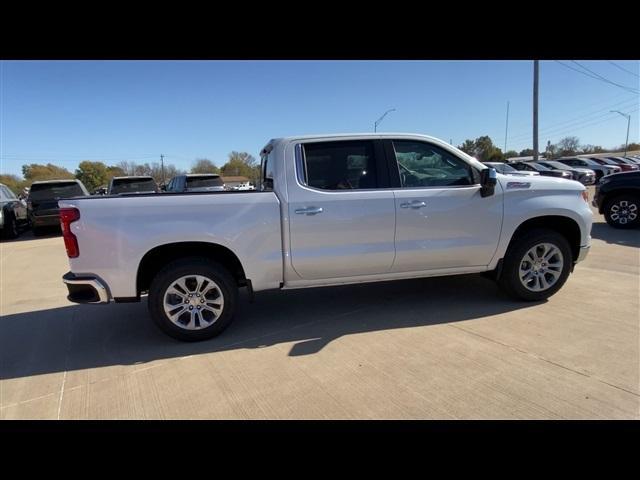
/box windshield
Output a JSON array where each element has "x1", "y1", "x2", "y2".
[
  {"x1": 29, "y1": 182, "x2": 85, "y2": 201},
  {"x1": 500, "y1": 164, "x2": 518, "y2": 173},
  {"x1": 543, "y1": 161, "x2": 570, "y2": 170},
  {"x1": 529, "y1": 163, "x2": 550, "y2": 171},
  {"x1": 185, "y1": 176, "x2": 224, "y2": 188},
  {"x1": 110, "y1": 178, "x2": 157, "y2": 194}
]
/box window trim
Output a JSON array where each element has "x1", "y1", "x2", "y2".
[
  {"x1": 385, "y1": 139, "x2": 481, "y2": 190},
  {"x1": 293, "y1": 139, "x2": 391, "y2": 193}
]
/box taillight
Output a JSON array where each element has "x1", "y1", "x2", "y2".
[{"x1": 60, "y1": 207, "x2": 80, "y2": 258}]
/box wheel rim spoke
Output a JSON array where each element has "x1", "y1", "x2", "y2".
[
  {"x1": 163, "y1": 274, "x2": 224, "y2": 330},
  {"x1": 519, "y1": 242, "x2": 564, "y2": 293}
]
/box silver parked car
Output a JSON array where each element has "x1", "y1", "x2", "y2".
[{"x1": 536, "y1": 161, "x2": 596, "y2": 185}]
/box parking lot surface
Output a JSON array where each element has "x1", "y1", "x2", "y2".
[{"x1": 1, "y1": 201, "x2": 638, "y2": 419}]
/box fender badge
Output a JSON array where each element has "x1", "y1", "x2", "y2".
[{"x1": 506, "y1": 182, "x2": 531, "y2": 189}]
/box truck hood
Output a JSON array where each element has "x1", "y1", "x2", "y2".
[{"x1": 497, "y1": 172, "x2": 584, "y2": 192}]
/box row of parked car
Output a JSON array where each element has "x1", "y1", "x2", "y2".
[
  {"x1": 0, "y1": 173, "x2": 252, "y2": 238},
  {"x1": 485, "y1": 155, "x2": 640, "y2": 185},
  {"x1": 93, "y1": 173, "x2": 255, "y2": 195},
  {"x1": 483, "y1": 154, "x2": 640, "y2": 229}
]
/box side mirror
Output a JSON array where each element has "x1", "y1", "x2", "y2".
[{"x1": 480, "y1": 167, "x2": 497, "y2": 197}]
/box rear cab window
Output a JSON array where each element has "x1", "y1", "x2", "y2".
[
  {"x1": 29, "y1": 182, "x2": 85, "y2": 201},
  {"x1": 185, "y1": 176, "x2": 224, "y2": 189},
  {"x1": 110, "y1": 177, "x2": 158, "y2": 194}
]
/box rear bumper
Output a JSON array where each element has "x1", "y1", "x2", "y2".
[
  {"x1": 32, "y1": 214, "x2": 60, "y2": 227},
  {"x1": 62, "y1": 272, "x2": 110, "y2": 304}
]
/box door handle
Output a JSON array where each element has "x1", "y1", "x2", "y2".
[
  {"x1": 400, "y1": 201, "x2": 427, "y2": 209},
  {"x1": 295, "y1": 207, "x2": 324, "y2": 215}
]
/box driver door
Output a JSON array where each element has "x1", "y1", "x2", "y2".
[{"x1": 388, "y1": 139, "x2": 502, "y2": 272}]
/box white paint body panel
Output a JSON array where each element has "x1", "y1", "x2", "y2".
[
  {"x1": 61, "y1": 133, "x2": 593, "y2": 300},
  {"x1": 60, "y1": 192, "x2": 283, "y2": 297}
]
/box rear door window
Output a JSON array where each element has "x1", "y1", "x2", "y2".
[{"x1": 301, "y1": 140, "x2": 379, "y2": 190}]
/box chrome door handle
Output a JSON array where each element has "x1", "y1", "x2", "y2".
[
  {"x1": 295, "y1": 207, "x2": 324, "y2": 215},
  {"x1": 400, "y1": 201, "x2": 427, "y2": 209}
]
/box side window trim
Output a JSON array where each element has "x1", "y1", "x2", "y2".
[{"x1": 294, "y1": 139, "x2": 390, "y2": 191}]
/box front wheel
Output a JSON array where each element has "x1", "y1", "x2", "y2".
[
  {"x1": 148, "y1": 257, "x2": 238, "y2": 341},
  {"x1": 1, "y1": 213, "x2": 19, "y2": 239},
  {"x1": 604, "y1": 195, "x2": 640, "y2": 229},
  {"x1": 498, "y1": 229, "x2": 572, "y2": 301}
]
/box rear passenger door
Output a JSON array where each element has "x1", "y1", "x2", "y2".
[{"x1": 287, "y1": 139, "x2": 396, "y2": 280}]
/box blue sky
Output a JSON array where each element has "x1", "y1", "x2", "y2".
[{"x1": 1, "y1": 60, "x2": 638, "y2": 177}]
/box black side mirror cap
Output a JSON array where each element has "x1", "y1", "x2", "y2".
[{"x1": 480, "y1": 167, "x2": 497, "y2": 197}]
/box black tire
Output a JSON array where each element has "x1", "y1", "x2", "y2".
[
  {"x1": 1, "y1": 213, "x2": 18, "y2": 239},
  {"x1": 603, "y1": 194, "x2": 640, "y2": 229},
  {"x1": 148, "y1": 257, "x2": 238, "y2": 341},
  {"x1": 498, "y1": 228, "x2": 572, "y2": 302}
]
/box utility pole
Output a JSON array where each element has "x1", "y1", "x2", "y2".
[
  {"x1": 160, "y1": 154, "x2": 166, "y2": 186},
  {"x1": 504, "y1": 100, "x2": 510, "y2": 154},
  {"x1": 533, "y1": 60, "x2": 539, "y2": 161},
  {"x1": 611, "y1": 110, "x2": 631, "y2": 156}
]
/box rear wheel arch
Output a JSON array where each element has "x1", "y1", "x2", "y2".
[{"x1": 137, "y1": 242, "x2": 247, "y2": 296}]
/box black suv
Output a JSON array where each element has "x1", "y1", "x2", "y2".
[
  {"x1": 28, "y1": 179, "x2": 89, "y2": 235},
  {"x1": 593, "y1": 171, "x2": 640, "y2": 229}
]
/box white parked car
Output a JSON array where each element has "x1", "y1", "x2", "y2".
[
  {"x1": 59, "y1": 133, "x2": 593, "y2": 341},
  {"x1": 483, "y1": 162, "x2": 540, "y2": 177}
]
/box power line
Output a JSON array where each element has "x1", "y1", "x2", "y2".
[
  {"x1": 555, "y1": 60, "x2": 639, "y2": 94},
  {"x1": 509, "y1": 106, "x2": 639, "y2": 151},
  {"x1": 572, "y1": 61, "x2": 640, "y2": 92},
  {"x1": 488, "y1": 91, "x2": 634, "y2": 141},
  {"x1": 506, "y1": 98, "x2": 638, "y2": 142},
  {"x1": 607, "y1": 60, "x2": 640, "y2": 79}
]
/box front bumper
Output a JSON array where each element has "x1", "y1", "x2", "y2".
[
  {"x1": 576, "y1": 245, "x2": 590, "y2": 263},
  {"x1": 62, "y1": 272, "x2": 110, "y2": 304}
]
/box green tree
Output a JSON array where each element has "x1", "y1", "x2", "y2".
[
  {"x1": 457, "y1": 136, "x2": 503, "y2": 161},
  {"x1": 191, "y1": 159, "x2": 220, "y2": 174},
  {"x1": 75, "y1": 161, "x2": 109, "y2": 192},
  {"x1": 220, "y1": 151, "x2": 257, "y2": 178},
  {"x1": 0, "y1": 174, "x2": 28, "y2": 195},
  {"x1": 504, "y1": 150, "x2": 519, "y2": 159},
  {"x1": 519, "y1": 148, "x2": 534, "y2": 157},
  {"x1": 557, "y1": 136, "x2": 580, "y2": 157},
  {"x1": 22, "y1": 163, "x2": 74, "y2": 182},
  {"x1": 106, "y1": 165, "x2": 126, "y2": 179}
]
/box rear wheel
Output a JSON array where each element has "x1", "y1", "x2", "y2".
[
  {"x1": 498, "y1": 229, "x2": 572, "y2": 301},
  {"x1": 604, "y1": 194, "x2": 640, "y2": 229},
  {"x1": 148, "y1": 257, "x2": 238, "y2": 341}
]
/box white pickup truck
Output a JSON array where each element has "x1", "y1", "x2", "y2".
[{"x1": 60, "y1": 133, "x2": 593, "y2": 341}]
